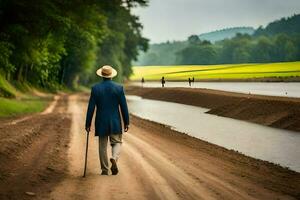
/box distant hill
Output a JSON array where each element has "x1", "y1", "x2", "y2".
[
  {"x1": 198, "y1": 27, "x2": 255, "y2": 42},
  {"x1": 254, "y1": 14, "x2": 300, "y2": 36}
]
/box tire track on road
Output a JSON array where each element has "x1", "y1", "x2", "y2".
[{"x1": 125, "y1": 133, "x2": 254, "y2": 200}]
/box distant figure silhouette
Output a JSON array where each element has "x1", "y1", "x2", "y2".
[
  {"x1": 192, "y1": 77, "x2": 195, "y2": 84},
  {"x1": 161, "y1": 76, "x2": 165, "y2": 87},
  {"x1": 141, "y1": 77, "x2": 145, "y2": 87},
  {"x1": 188, "y1": 78, "x2": 192, "y2": 87}
]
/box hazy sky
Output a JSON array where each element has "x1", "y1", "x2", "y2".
[{"x1": 132, "y1": 0, "x2": 300, "y2": 43}]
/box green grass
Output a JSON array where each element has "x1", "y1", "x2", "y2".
[
  {"x1": 0, "y1": 73, "x2": 19, "y2": 97},
  {"x1": 130, "y1": 61, "x2": 300, "y2": 81},
  {"x1": 0, "y1": 97, "x2": 48, "y2": 117},
  {"x1": 0, "y1": 73, "x2": 49, "y2": 117}
]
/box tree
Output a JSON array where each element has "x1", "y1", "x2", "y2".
[
  {"x1": 188, "y1": 35, "x2": 200, "y2": 45},
  {"x1": 251, "y1": 36, "x2": 274, "y2": 62},
  {"x1": 219, "y1": 33, "x2": 252, "y2": 64},
  {"x1": 0, "y1": 38, "x2": 14, "y2": 79},
  {"x1": 233, "y1": 47, "x2": 251, "y2": 63},
  {"x1": 177, "y1": 43, "x2": 217, "y2": 65},
  {"x1": 273, "y1": 34, "x2": 297, "y2": 62},
  {"x1": 0, "y1": 0, "x2": 149, "y2": 90}
]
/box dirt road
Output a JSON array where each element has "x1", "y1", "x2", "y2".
[
  {"x1": 48, "y1": 94, "x2": 299, "y2": 200},
  {"x1": 0, "y1": 94, "x2": 299, "y2": 199},
  {"x1": 0, "y1": 94, "x2": 71, "y2": 200}
]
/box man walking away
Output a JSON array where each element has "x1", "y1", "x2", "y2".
[
  {"x1": 141, "y1": 77, "x2": 145, "y2": 87},
  {"x1": 161, "y1": 76, "x2": 165, "y2": 87},
  {"x1": 85, "y1": 65, "x2": 129, "y2": 176}
]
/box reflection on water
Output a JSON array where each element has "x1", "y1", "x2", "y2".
[
  {"x1": 127, "y1": 95, "x2": 300, "y2": 172},
  {"x1": 131, "y1": 82, "x2": 300, "y2": 98}
]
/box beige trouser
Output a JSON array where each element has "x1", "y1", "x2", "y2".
[{"x1": 98, "y1": 134, "x2": 122, "y2": 173}]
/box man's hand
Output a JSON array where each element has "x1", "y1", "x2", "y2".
[
  {"x1": 85, "y1": 126, "x2": 90, "y2": 133},
  {"x1": 124, "y1": 125, "x2": 129, "y2": 132}
]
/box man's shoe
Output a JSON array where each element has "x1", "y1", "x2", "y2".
[
  {"x1": 110, "y1": 158, "x2": 119, "y2": 175},
  {"x1": 101, "y1": 171, "x2": 109, "y2": 175}
]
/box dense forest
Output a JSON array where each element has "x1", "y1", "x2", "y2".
[
  {"x1": 135, "y1": 14, "x2": 300, "y2": 66},
  {"x1": 0, "y1": 0, "x2": 148, "y2": 90}
]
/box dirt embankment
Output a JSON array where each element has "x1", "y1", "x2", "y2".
[
  {"x1": 131, "y1": 115, "x2": 300, "y2": 199},
  {"x1": 0, "y1": 95, "x2": 71, "y2": 200},
  {"x1": 126, "y1": 86, "x2": 300, "y2": 132}
]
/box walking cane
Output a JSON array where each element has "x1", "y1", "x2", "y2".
[{"x1": 83, "y1": 130, "x2": 90, "y2": 177}]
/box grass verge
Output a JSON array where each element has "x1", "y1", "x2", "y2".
[
  {"x1": 0, "y1": 73, "x2": 18, "y2": 98},
  {"x1": 0, "y1": 97, "x2": 48, "y2": 117}
]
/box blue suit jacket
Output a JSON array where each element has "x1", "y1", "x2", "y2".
[{"x1": 85, "y1": 80, "x2": 129, "y2": 136}]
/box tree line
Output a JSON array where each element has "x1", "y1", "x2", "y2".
[
  {"x1": 177, "y1": 14, "x2": 300, "y2": 65},
  {"x1": 136, "y1": 14, "x2": 300, "y2": 66},
  {"x1": 177, "y1": 32, "x2": 300, "y2": 65},
  {"x1": 0, "y1": 0, "x2": 148, "y2": 89}
]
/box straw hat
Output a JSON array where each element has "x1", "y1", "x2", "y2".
[{"x1": 96, "y1": 65, "x2": 117, "y2": 78}]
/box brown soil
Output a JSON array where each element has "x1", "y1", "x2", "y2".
[
  {"x1": 1, "y1": 93, "x2": 299, "y2": 199},
  {"x1": 130, "y1": 115, "x2": 300, "y2": 199},
  {"x1": 48, "y1": 94, "x2": 299, "y2": 200},
  {"x1": 0, "y1": 95, "x2": 71, "y2": 200},
  {"x1": 126, "y1": 86, "x2": 300, "y2": 132}
]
